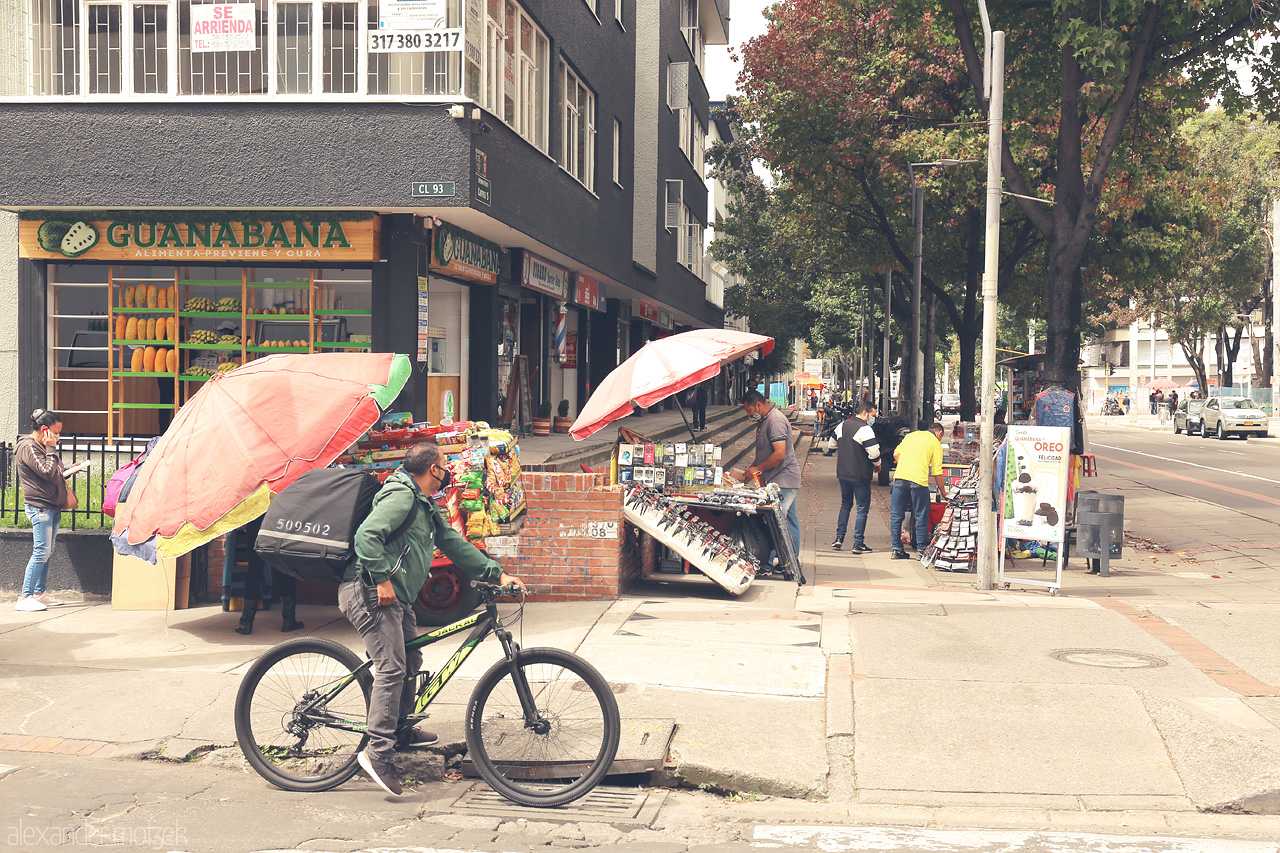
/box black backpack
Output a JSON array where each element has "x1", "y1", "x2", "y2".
[{"x1": 254, "y1": 468, "x2": 419, "y2": 583}]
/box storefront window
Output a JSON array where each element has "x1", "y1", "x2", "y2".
[{"x1": 46, "y1": 262, "x2": 372, "y2": 436}]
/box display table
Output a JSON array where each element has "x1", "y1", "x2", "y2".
[{"x1": 623, "y1": 484, "x2": 801, "y2": 595}]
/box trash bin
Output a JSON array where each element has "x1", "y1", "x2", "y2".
[{"x1": 1075, "y1": 491, "x2": 1124, "y2": 576}]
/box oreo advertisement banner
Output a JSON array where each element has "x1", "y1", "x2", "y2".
[{"x1": 1001, "y1": 425, "x2": 1071, "y2": 544}]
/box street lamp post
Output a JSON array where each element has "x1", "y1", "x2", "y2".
[{"x1": 908, "y1": 159, "x2": 980, "y2": 427}]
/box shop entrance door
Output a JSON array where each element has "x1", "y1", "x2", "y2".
[{"x1": 520, "y1": 297, "x2": 545, "y2": 407}]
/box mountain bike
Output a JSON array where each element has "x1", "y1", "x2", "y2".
[{"x1": 233, "y1": 580, "x2": 621, "y2": 807}]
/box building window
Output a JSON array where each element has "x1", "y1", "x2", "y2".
[
  {"x1": 15, "y1": 0, "x2": 554, "y2": 108},
  {"x1": 679, "y1": 0, "x2": 701, "y2": 70},
  {"x1": 676, "y1": 204, "x2": 703, "y2": 277},
  {"x1": 680, "y1": 104, "x2": 704, "y2": 176},
  {"x1": 476, "y1": 0, "x2": 548, "y2": 153},
  {"x1": 561, "y1": 63, "x2": 595, "y2": 191},
  {"x1": 612, "y1": 117, "x2": 622, "y2": 187}
]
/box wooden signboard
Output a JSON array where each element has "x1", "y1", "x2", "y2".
[
  {"x1": 20, "y1": 217, "x2": 380, "y2": 263},
  {"x1": 503, "y1": 355, "x2": 533, "y2": 435}
]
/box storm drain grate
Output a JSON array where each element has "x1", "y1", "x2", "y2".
[
  {"x1": 1050, "y1": 649, "x2": 1169, "y2": 669},
  {"x1": 449, "y1": 783, "x2": 666, "y2": 824}
]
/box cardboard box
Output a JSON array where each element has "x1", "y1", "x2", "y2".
[{"x1": 111, "y1": 551, "x2": 191, "y2": 611}]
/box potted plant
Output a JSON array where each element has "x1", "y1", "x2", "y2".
[
  {"x1": 532, "y1": 399, "x2": 553, "y2": 436},
  {"x1": 553, "y1": 399, "x2": 573, "y2": 433}
]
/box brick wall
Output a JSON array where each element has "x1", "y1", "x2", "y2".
[
  {"x1": 205, "y1": 471, "x2": 650, "y2": 607},
  {"x1": 513, "y1": 471, "x2": 652, "y2": 601}
]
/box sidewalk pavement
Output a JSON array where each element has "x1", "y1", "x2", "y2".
[{"x1": 4, "y1": 417, "x2": 1280, "y2": 840}]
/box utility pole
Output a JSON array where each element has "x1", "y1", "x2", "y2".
[
  {"x1": 1273, "y1": 199, "x2": 1279, "y2": 416},
  {"x1": 976, "y1": 27, "x2": 1004, "y2": 591}
]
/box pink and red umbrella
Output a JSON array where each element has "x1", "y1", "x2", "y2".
[
  {"x1": 569, "y1": 329, "x2": 774, "y2": 440},
  {"x1": 111, "y1": 352, "x2": 411, "y2": 562}
]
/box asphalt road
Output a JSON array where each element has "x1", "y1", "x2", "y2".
[{"x1": 1088, "y1": 421, "x2": 1280, "y2": 521}]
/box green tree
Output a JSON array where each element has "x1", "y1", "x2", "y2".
[
  {"x1": 935, "y1": 0, "x2": 1280, "y2": 391},
  {"x1": 1108, "y1": 111, "x2": 1280, "y2": 392}
]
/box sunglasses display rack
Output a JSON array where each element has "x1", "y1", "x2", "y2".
[
  {"x1": 922, "y1": 464, "x2": 983, "y2": 573},
  {"x1": 622, "y1": 485, "x2": 759, "y2": 596}
]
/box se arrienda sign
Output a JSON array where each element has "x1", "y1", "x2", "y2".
[{"x1": 20, "y1": 217, "x2": 380, "y2": 262}]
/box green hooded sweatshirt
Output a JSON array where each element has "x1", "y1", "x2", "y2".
[{"x1": 345, "y1": 469, "x2": 501, "y2": 604}]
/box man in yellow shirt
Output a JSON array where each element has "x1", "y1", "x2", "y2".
[{"x1": 890, "y1": 422, "x2": 948, "y2": 559}]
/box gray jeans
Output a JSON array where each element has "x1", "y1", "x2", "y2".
[{"x1": 337, "y1": 579, "x2": 422, "y2": 764}]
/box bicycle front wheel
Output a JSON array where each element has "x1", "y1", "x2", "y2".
[
  {"x1": 234, "y1": 637, "x2": 372, "y2": 792},
  {"x1": 465, "y1": 647, "x2": 621, "y2": 807}
]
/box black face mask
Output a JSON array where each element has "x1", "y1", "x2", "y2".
[{"x1": 434, "y1": 465, "x2": 452, "y2": 490}]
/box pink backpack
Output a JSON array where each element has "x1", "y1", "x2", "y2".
[{"x1": 103, "y1": 438, "x2": 158, "y2": 517}]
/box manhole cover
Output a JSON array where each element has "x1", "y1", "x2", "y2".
[
  {"x1": 448, "y1": 783, "x2": 666, "y2": 824},
  {"x1": 1050, "y1": 649, "x2": 1168, "y2": 669}
]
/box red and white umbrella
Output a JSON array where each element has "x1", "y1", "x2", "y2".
[{"x1": 570, "y1": 329, "x2": 774, "y2": 440}]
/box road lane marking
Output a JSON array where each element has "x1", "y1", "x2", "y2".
[
  {"x1": 1093, "y1": 599, "x2": 1280, "y2": 697},
  {"x1": 1091, "y1": 453, "x2": 1280, "y2": 508},
  {"x1": 1092, "y1": 442, "x2": 1280, "y2": 488}
]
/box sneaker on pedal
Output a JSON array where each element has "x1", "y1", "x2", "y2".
[
  {"x1": 358, "y1": 749, "x2": 405, "y2": 796},
  {"x1": 396, "y1": 727, "x2": 439, "y2": 750}
]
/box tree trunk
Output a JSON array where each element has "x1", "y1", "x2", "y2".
[{"x1": 1044, "y1": 233, "x2": 1087, "y2": 392}]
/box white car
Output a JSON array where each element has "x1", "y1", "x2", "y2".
[{"x1": 1200, "y1": 395, "x2": 1269, "y2": 440}]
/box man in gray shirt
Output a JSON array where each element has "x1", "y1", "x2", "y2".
[{"x1": 740, "y1": 389, "x2": 802, "y2": 567}]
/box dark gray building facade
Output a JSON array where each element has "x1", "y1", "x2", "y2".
[{"x1": 0, "y1": 0, "x2": 727, "y2": 433}]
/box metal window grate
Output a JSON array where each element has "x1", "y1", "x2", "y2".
[
  {"x1": 322, "y1": 1, "x2": 355, "y2": 93},
  {"x1": 276, "y1": 1, "x2": 312, "y2": 93},
  {"x1": 132, "y1": 3, "x2": 169, "y2": 94},
  {"x1": 31, "y1": 0, "x2": 79, "y2": 95},
  {"x1": 181, "y1": 0, "x2": 269, "y2": 95},
  {"x1": 86, "y1": 3, "x2": 121, "y2": 94}
]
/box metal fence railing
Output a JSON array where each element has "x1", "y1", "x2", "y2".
[{"x1": 0, "y1": 435, "x2": 152, "y2": 531}]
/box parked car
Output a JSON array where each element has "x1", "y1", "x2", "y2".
[
  {"x1": 1173, "y1": 399, "x2": 1205, "y2": 435},
  {"x1": 939, "y1": 393, "x2": 962, "y2": 415},
  {"x1": 1200, "y1": 395, "x2": 1269, "y2": 440}
]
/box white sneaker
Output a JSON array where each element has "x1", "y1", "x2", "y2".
[
  {"x1": 35, "y1": 593, "x2": 64, "y2": 606},
  {"x1": 15, "y1": 597, "x2": 47, "y2": 612}
]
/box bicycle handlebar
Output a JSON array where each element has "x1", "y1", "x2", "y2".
[{"x1": 470, "y1": 579, "x2": 527, "y2": 598}]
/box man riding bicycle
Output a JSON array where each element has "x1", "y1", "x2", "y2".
[{"x1": 339, "y1": 442, "x2": 525, "y2": 795}]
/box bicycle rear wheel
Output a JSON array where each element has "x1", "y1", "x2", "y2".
[
  {"x1": 234, "y1": 637, "x2": 372, "y2": 792},
  {"x1": 465, "y1": 647, "x2": 621, "y2": 807}
]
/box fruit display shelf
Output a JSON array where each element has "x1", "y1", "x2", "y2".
[
  {"x1": 113, "y1": 339, "x2": 176, "y2": 346},
  {"x1": 178, "y1": 343, "x2": 243, "y2": 350},
  {"x1": 178, "y1": 374, "x2": 212, "y2": 382},
  {"x1": 112, "y1": 371, "x2": 176, "y2": 378},
  {"x1": 245, "y1": 314, "x2": 311, "y2": 321},
  {"x1": 315, "y1": 342, "x2": 372, "y2": 349},
  {"x1": 114, "y1": 307, "x2": 175, "y2": 314},
  {"x1": 247, "y1": 345, "x2": 310, "y2": 352},
  {"x1": 178, "y1": 311, "x2": 242, "y2": 318}
]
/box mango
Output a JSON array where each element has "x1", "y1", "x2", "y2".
[
  {"x1": 143, "y1": 346, "x2": 157, "y2": 372},
  {"x1": 124, "y1": 317, "x2": 138, "y2": 340},
  {"x1": 130, "y1": 348, "x2": 144, "y2": 373}
]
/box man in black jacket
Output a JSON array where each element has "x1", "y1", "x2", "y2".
[{"x1": 831, "y1": 401, "x2": 881, "y2": 552}]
